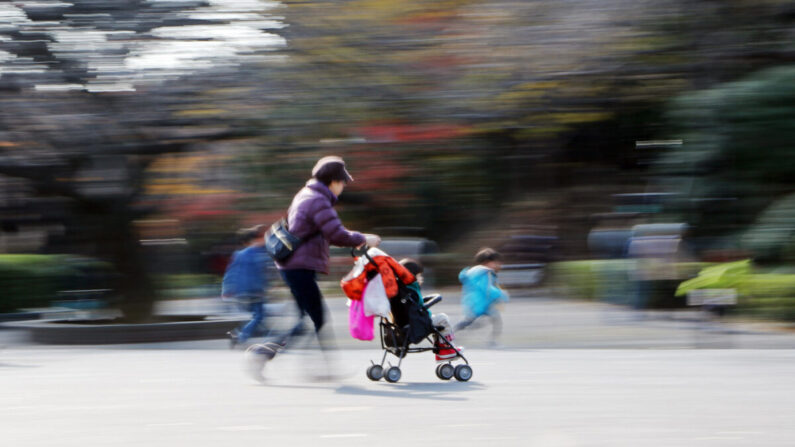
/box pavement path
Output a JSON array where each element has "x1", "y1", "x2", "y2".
[
  {"x1": 1, "y1": 347, "x2": 794, "y2": 447},
  {"x1": 3, "y1": 291, "x2": 795, "y2": 446}
]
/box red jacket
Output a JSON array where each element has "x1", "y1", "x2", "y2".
[{"x1": 341, "y1": 250, "x2": 415, "y2": 300}]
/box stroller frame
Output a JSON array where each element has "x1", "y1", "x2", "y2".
[{"x1": 353, "y1": 248, "x2": 472, "y2": 383}]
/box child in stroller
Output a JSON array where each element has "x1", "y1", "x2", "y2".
[
  {"x1": 343, "y1": 247, "x2": 472, "y2": 383},
  {"x1": 398, "y1": 258, "x2": 458, "y2": 362}
]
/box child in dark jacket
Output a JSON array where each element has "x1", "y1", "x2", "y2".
[{"x1": 222, "y1": 225, "x2": 271, "y2": 348}]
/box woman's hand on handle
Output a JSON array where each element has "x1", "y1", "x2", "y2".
[{"x1": 361, "y1": 233, "x2": 381, "y2": 248}]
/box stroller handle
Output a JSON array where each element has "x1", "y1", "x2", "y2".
[
  {"x1": 423, "y1": 294, "x2": 442, "y2": 309},
  {"x1": 351, "y1": 245, "x2": 369, "y2": 258}
]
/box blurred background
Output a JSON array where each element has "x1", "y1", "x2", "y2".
[{"x1": 0, "y1": 0, "x2": 793, "y2": 324}]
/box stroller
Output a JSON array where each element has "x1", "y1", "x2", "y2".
[{"x1": 343, "y1": 247, "x2": 472, "y2": 383}]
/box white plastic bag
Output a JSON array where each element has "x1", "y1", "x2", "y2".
[{"x1": 362, "y1": 273, "x2": 391, "y2": 317}]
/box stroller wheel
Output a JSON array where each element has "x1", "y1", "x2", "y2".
[
  {"x1": 454, "y1": 364, "x2": 473, "y2": 382},
  {"x1": 434, "y1": 363, "x2": 446, "y2": 379},
  {"x1": 384, "y1": 366, "x2": 402, "y2": 383},
  {"x1": 436, "y1": 363, "x2": 454, "y2": 381},
  {"x1": 366, "y1": 364, "x2": 383, "y2": 381}
]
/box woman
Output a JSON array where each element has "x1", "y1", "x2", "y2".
[{"x1": 246, "y1": 156, "x2": 379, "y2": 382}]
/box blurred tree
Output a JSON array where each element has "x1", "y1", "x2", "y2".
[
  {"x1": 656, "y1": 66, "x2": 795, "y2": 258},
  {"x1": 2, "y1": 0, "x2": 792, "y2": 317},
  {"x1": 742, "y1": 193, "x2": 795, "y2": 264},
  {"x1": 0, "y1": 92, "x2": 247, "y2": 320},
  {"x1": 0, "y1": 0, "x2": 283, "y2": 320},
  {"x1": 245, "y1": 0, "x2": 794, "y2": 250}
]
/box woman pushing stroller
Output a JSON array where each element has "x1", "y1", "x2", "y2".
[{"x1": 245, "y1": 156, "x2": 380, "y2": 383}]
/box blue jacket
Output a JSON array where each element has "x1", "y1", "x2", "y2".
[
  {"x1": 222, "y1": 245, "x2": 270, "y2": 298},
  {"x1": 459, "y1": 265, "x2": 508, "y2": 317}
]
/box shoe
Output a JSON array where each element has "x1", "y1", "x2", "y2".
[
  {"x1": 227, "y1": 330, "x2": 240, "y2": 350},
  {"x1": 435, "y1": 348, "x2": 458, "y2": 362},
  {"x1": 252, "y1": 343, "x2": 278, "y2": 359},
  {"x1": 243, "y1": 344, "x2": 276, "y2": 383},
  {"x1": 435, "y1": 334, "x2": 458, "y2": 362},
  {"x1": 263, "y1": 340, "x2": 285, "y2": 353}
]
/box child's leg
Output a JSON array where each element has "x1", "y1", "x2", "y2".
[
  {"x1": 432, "y1": 313, "x2": 453, "y2": 338},
  {"x1": 238, "y1": 300, "x2": 265, "y2": 343},
  {"x1": 432, "y1": 313, "x2": 458, "y2": 361},
  {"x1": 487, "y1": 307, "x2": 503, "y2": 344},
  {"x1": 456, "y1": 313, "x2": 487, "y2": 332},
  {"x1": 454, "y1": 315, "x2": 475, "y2": 332}
]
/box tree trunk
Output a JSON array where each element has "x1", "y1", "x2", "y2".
[{"x1": 97, "y1": 212, "x2": 158, "y2": 323}]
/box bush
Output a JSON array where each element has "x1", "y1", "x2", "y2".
[
  {"x1": 0, "y1": 255, "x2": 72, "y2": 313},
  {"x1": 548, "y1": 260, "x2": 712, "y2": 308},
  {"x1": 0, "y1": 255, "x2": 113, "y2": 313},
  {"x1": 550, "y1": 258, "x2": 795, "y2": 318},
  {"x1": 547, "y1": 260, "x2": 604, "y2": 301},
  {"x1": 737, "y1": 273, "x2": 795, "y2": 321},
  {"x1": 675, "y1": 260, "x2": 795, "y2": 321}
]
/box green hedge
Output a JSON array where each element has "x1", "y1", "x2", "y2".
[
  {"x1": 550, "y1": 259, "x2": 795, "y2": 320},
  {"x1": 675, "y1": 260, "x2": 795, "y2": 320},
  {"x1": 0, "y1": 255, "x2": 112, "y2": 313},
  {"x1": 548, "y1": 260, "x2": 711, "y2": 308},
  {"x1": 547, "y1": 260, "x2": 606, "y2": 301},
  {"x1": 737, "y1": 273, "x2": 795, "y2": 321}
]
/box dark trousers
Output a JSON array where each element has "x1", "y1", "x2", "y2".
[{"x1": 279, "y1": 269, "x2": 331, "y2": 348}]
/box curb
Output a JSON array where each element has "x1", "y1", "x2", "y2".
[
  {"x1": 2, "y1": 316, "x2": 248, "y2": 345},
  {"x1": 0, "y1": 311, "x2": 45, "y2": 323}
]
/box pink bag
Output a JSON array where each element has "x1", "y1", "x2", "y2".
[{"x1": 348, "y1": 298, "x2": 375, "y2": 340}]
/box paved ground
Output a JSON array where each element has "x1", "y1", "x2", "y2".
[
  {"x1": 2, "y1": 346, "x2": 794, "y2": 447},
  {"x1": 3, "y1": 291, "x2": 795, "y2": 446}
]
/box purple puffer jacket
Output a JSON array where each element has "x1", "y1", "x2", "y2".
[{"x1": 276, "y1": 179, "x2": 366, "y2": 274}]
